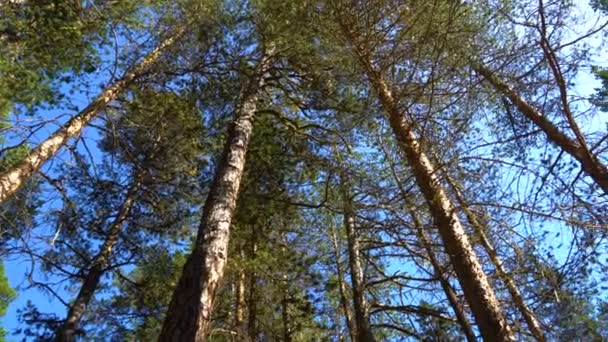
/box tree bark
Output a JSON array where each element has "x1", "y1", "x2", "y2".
[
  {"x1": 0, "y1": 28, "x2": 185, "y2": 204},
  {"x1": 157, "y1": 48, "x2": 273, "y2": 342},
  {"x1": 54, "y1": 177, "x2": 141, "y2": 342},
  {"x1": 341, "y1": 177, "x2": 375, "y2": 342},
  {"x1": 384, "y1": 136, "x2": 477, "y2": 342},
  {"x1": 337, "y1": 18, "x2": 514, "y2": 341},
  {"x1": 413, "y1": 214, "x2": 477, "y2": 342},
  {"x1": 445, "y1": 175, "x2": 546, "y2": 341},
  {"x1": 473, "y1": 63, "x2": 608, "y2": 195}
]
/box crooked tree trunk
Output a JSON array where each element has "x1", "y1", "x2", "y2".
[
  {"x1": 157, "y1": 48, "x2": 273, "y2": 342},
  {"x1": 337, "y1": 20, "x2": 513, "y2": 341},
  {"x1": 445, "y1": 175, "x2": 546, "y2": 341},
  {"x1": 341, "y1": 177, "x2": 375, "y2": 342},
  {"x1": 411, "y1": 213, "x2": 477, "y2": 342},
  {"x1": 473, "y1": 63, "x2": 608, "y2": 195},
  {"x1": 0, "y1": 28, "x2": 185, "y2": 204},
  {"x1": 54, "y1": 177, "x2": 141, "y2": 342},
  {"x1": 329, "y1": 227, "x2": 357, "y2": 342}
]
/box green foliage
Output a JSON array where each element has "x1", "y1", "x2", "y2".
[
  {"x1": 591, "y1": 66, "x2": 608, "y2": 111},
  {"x1": 413, "y1": 302, "x2": 461, "y2": 341},
  {"x1": 102, "y1": 87, "x2": 204, "y2": 178},
  {"x1": 108, "y1": 249, "x2": 187, "y2": 340},
  {"x1": 0, "y1": 261, "x2": 16, "y2": 341},
  {"x1": 0, "y1": 0, "x2": 161, "y2": 113},
  {"x1": 591, "y1": 0, "x2": 608, "y2": 12},
  {"x1": 15, "y1": 85, "x2": 205, "y2": 338}
]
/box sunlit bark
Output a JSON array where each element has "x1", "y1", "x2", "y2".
[
  {"x1": 158, "y1": 47, "x2": 274, "y2": 341},
  {"x1": 0, "y1": 28, "x2": 185, "y2": 204}
]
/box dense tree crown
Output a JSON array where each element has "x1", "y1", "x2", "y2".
[{"x1": 1, "y1": 0, "x2": 607, "y2": 341}]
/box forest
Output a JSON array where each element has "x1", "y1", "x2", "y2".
[{"x1": 0, "y1": 0, "x2": 607, "y2": 341}]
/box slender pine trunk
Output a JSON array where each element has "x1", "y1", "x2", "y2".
[
  {"x1": 329, "y1": 227, "x2": 357, "y2": 341},
  {"x1": 376, "y1": 70, "x2": 512, "y2": 341},
  {"x1": 0, "y1": 29, "x2": 184, "y2": 204},
  {"x1": 337, "y1": 19, "x2": 514, "y2": 340},
  {"x1": 412, "y1": 213, "x2": 477, "y2": 342},
  {"x1": 385, "y1": 137, "x2": 477, "y2": 342},
  {"x1": 54, "y1": 177, "x2": 141, "y2": 342},
  {"x1": 445, "y1": 175, "x2": 546, "y2": 341},
  {"x1": 157, "y1": 48, "x2": 273, "y2": 342},
  {"x1": 233, "y1": 247, "x2": 247, "y2": 341},
  {"x1": 341, "y1": 176, "x2": 375, "y2": 342},
  {"x1": 247, "y1": 239, "x2": 258, "y2": 342}
]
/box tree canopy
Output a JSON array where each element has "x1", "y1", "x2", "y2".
[{"x1": 1, "y1": 0, "x2": 607, "y2": 341}]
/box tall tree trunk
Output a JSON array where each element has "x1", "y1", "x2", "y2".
[
  {"x1": 383, "y1": 135, "x2": 477, "y2": 342},
  {"x1": 157, "y1": 48, "x2": 273, "y2": 342},
  {"x1": 234, "y1": 248, "x2": 247, "y2": 341},
  {"x1": 444, "y1": 175, "x2": 546, "y2": 341},
  {"x1": 341, "y1": 177, "x2": 375, "y2": 342},
  {"x1": 0, "y1": 28, "x2": 185, "y2": 204},
  {"x1": 247, "y1": 240, "x2": 258, "y2": 342},
  {"x1": 473, "y1": 63, "x2": 608, "y2": 195},
  {"x1": 412, "y1": 213, "x2": 477, "y2": 342},
  {"x1": 329, "y1": 226, "x2": 357, "y2": 342},
  {"x1": 54, "y1": 177, "x2": 141, "y2": 342},
  {"x1": 336, "y1": 18, "x2": 514, "y2": 341}
]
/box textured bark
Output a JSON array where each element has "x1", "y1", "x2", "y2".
[
  {"x1": 54, "y1": 178, "x2": 141, "y2": 342},
  {"x1": 445, "y1": 175, "x2": 546, "y2": 341},
  {"x1": 377, "y1": 72, "x2": 512, "y2": 341},
  {"x1": 337, "y1": 20, "x2": 514, "y2": 341},
  {"x1": 473, "y1": 63, "x2": 608, "y2": 195},
  {"x1": 413, "y1": 215, "x2": 477, "y2": 342},
  {"x1": 157, "y1": 48, "x2": 273, "y2": 342},
  {"x1": 341, "y1": 178, "x2": 375, "y2": 342},
  {"x1": 388, "y1": 139, "x2": 476, "y2": 342},
  {"x1": 329, "y1": 227, "x2": 357, "y2": 342},
  {"x1": 0, "y1": 28, "x2": 184, "y2": 205}
]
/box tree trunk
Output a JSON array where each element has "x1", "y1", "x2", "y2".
[
  {"x1": 337, "y1": 19, "x2": 514, "y2": 341},
  {"x1": 413, "y1": 214, "x2": 477, "y2": 342},
  {"x1": 445, "y1": 175, "x2": 546, "y2": 341},
  {"x1": 385, "y1": 138, "x2": 477, "y2": 342},
  {"x1": 473, "y1": 63, "x2": 608, "y2": 195},
  {"x1": 341, "y1": 177, "x2": 375, "y2": 342},
  {"x1": 157, "y1": 48, "x2": 273, "y2": 342},
  {"x1": 54, "y1": 177, "x2": 141, "y2": 342},
  {"x1": 0, "y1": 28, "x2": 185, "y2": 204},
  {"x1": 329, "y1": 226, "x2": 357, "y2": 342},
  {"x1": 234, "y1": 248, "x2": 247, "y2": 341},
  {"x1": 247, "y1": 240, "x2": 258, "y2": 342}
]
